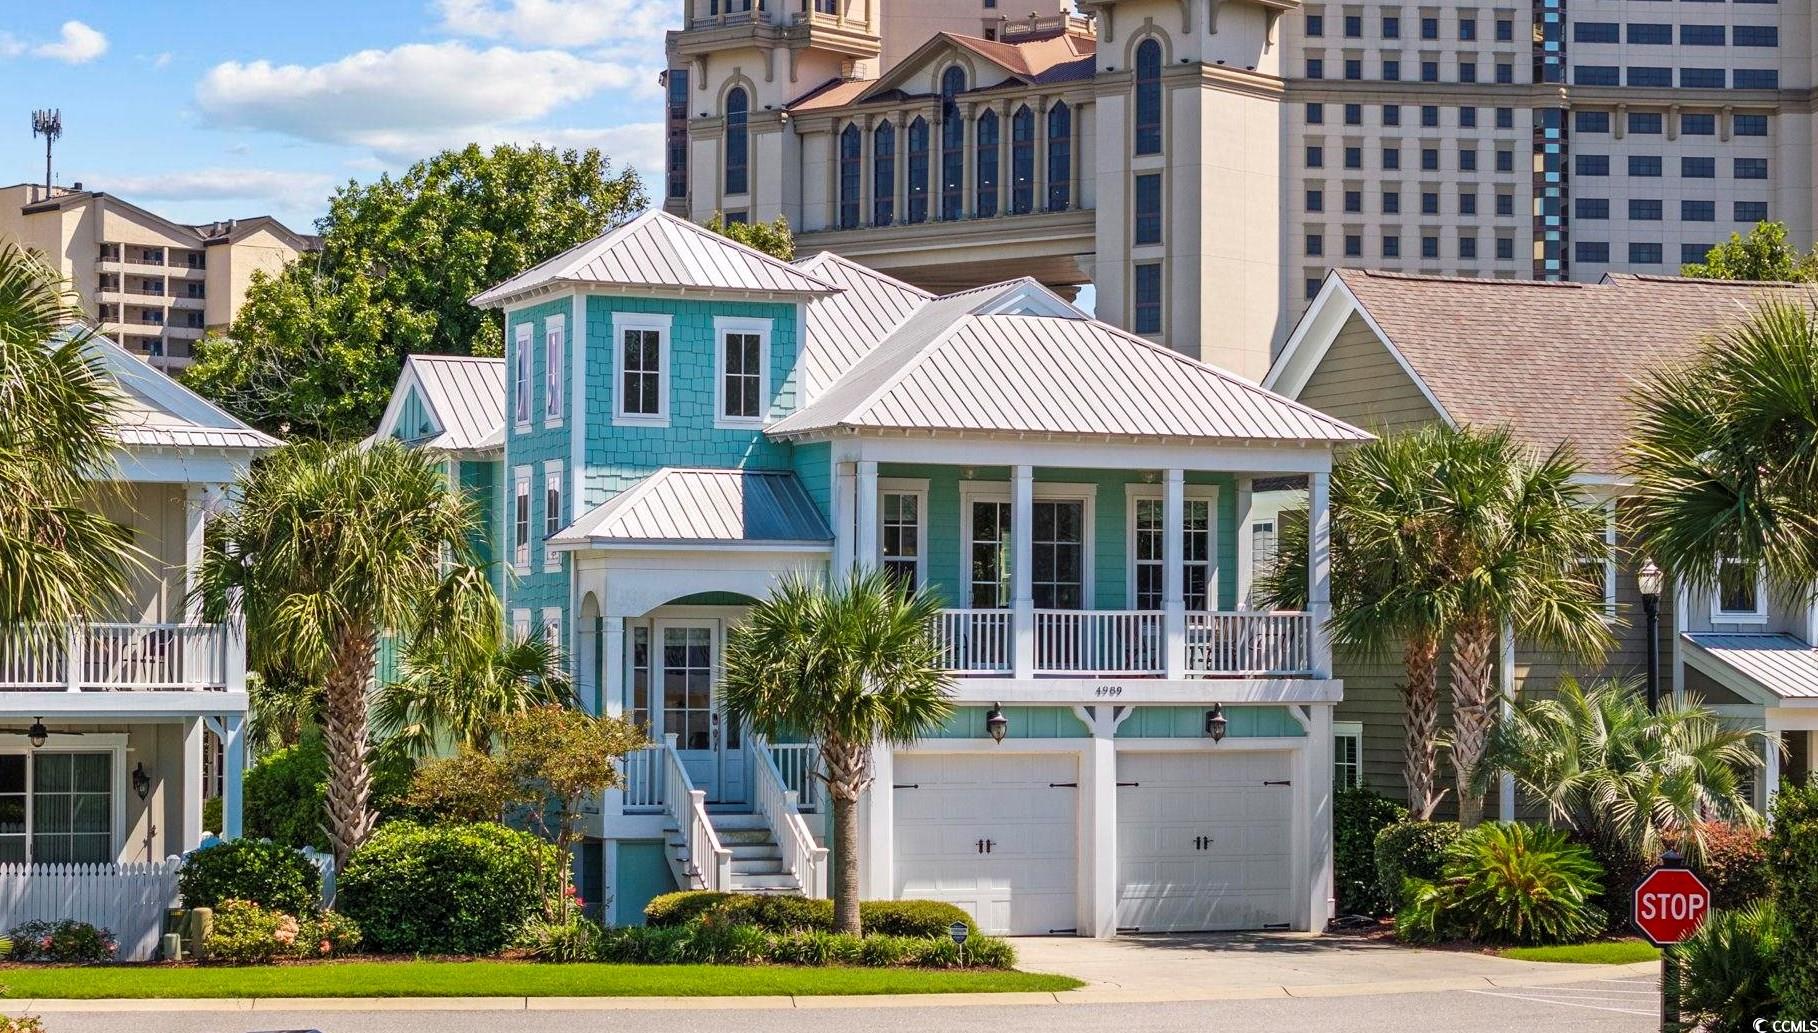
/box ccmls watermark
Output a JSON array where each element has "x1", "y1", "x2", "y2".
[{"x1": 1755, "y1": 1020, "x2": 1818, "y2": 1032}]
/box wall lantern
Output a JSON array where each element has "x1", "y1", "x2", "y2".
[
  {"x1": 27, "y1": 719, "x2": 48, "y2": 749},
  {"x1": 132, "y1": 763, "x2": 152, "y2": 801},
  {"x1": 1204, "y1": 704, "x2": 1228, "y2": 743},
  {"x1": 986, "y1": 704, "x2": 1008, "y2": 744}
]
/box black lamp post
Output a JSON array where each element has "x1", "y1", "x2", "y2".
[
  {"x1": 985, "y1": 704, "x2": 1008, "y2": 744},
  {"x1": 1638, "y1": 559, "x2": 1664, "y2": 714}
]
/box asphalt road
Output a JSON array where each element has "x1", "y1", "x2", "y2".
[{"x1": 25, "y1": 975, "x2": 1663, "y2": 1033}]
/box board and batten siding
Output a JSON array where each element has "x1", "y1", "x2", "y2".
[{"x1": 1295, "y1": 313, "x2": 1440, "y2": 435}]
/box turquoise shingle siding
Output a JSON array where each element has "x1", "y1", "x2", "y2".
[
  {"x1": 504, "y1": 298, "x2": 577, "y2": 632},
  {"x1": 790, "y1": 441, "x2": 832, "y2": 517},
  {"x1": 1116, "y1": 705, "x2": 1306, "y2": 738}
]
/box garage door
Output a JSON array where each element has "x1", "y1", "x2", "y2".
[
  {"x1": 1116, "y1": 750, "x2": 1294, "y2": 932},
  {"x1": 893, "y1": 753, "x2": 1079, "y2": 935}
]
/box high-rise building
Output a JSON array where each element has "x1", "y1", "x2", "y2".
[
  {"x1": 0, "y1": 183, "x2": 319, "y2": 374},
  {"x1": 664, "y1": 0, "x2": 1802, "y2": 378}
]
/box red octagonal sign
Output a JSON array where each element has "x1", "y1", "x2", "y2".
[{"x1": 1633, "y1": 867, "x2": 1711, "y2": 946}]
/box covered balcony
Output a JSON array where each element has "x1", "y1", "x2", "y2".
[{"x1": 0, "y1": 621, "x2": 244, "y2": 692}]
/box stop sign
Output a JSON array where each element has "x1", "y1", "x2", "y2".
[{"x1": 1633, "y1": 867, "x2": 1711, "y2": 946}]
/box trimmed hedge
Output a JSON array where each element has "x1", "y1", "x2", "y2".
[
  {"x1": 1334, "y1": 787, "x2": 1406, "y2": 916},
  {"x1": 643, "y1": 892, "x2": 976, "y2": 938},
  {"x1": 597, "y1": 923, "x2": 1015, "y2": 968},
  {"x1": 1374, "y1": 820, "x2": 1462, "y2": 911},
  {"x1": 178, "y1": 839, "x2": 321, "y2": 915},
  {"x1": 1768, "y1": 780, "x2": 1818, "y2": 1017},
  {"x1": 338, "y1": 821, "x2": 558, "y2": 956}
]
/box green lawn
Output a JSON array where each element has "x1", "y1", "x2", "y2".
[
  {"x1": 0, "y1": 961, "x2": 1083, "y2": 1000},
  {"x1": 1500, "y1": 940, "x2": 1661, "y2": 965}
]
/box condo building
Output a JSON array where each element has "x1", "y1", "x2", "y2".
[
  {"x1": 664, "y1": 0, "x2": 1805, "y2": 377},
  {"x1": 0, "y1": 183, "x2": 319, "y2": 374}
]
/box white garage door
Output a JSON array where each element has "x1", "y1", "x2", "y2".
[
  {"x1": 893, "y1": 753, "x2": 1079, "y2": 935},
  {"x1": 1116, "y1": 750, "x2": 1294, "y2": 933}
]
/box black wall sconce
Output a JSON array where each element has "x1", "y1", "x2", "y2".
[{"x1": 1204, "y1": 704, "x2": 1228, "y2": 743}]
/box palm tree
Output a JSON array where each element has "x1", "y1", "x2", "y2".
[
  {"x1": 0, "y1": 242, "x2": 137, "y2": 629},
  {"x1": 374, "y1": 627, "x2": 575, "y2": 757},
  {"x1": 720, "y1": 566, "x2": 953, "y2": 935},
  {"x1": 198, "y1": 439, "x2": 498, "y2": 867},
  {"x1": 1481, "y1": 676, "x2": 1759, "y2": 868},
  {"x1": 1626, "y1": 298, "x2": 1818, "y2": 599}
]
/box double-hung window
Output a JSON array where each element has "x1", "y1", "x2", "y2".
[
  {"x1": 613, "y1": 314, "x2": 672, "y2": 426},
  {"x1": 1031, "y1": 500, "x2": 1086, "y2": 609},
  {"x1": 1714, "y1": 559, "x2": 1769, "y2": 623},
  {"x1": 513, "y1": 467, "x2": 532, "y2": 572},
  {"x1": 0, "y1": 750, "x2": 115, "y2": 863},
  {"x1": 713, "y1": 317, "x2": 770, "y2": 427},
  {"x1": 1333, "y1": 723, "x2": 1363, "y2": 790},
  {"x1": 544, "y1": 462, "x2": 564, "y2": 572},
  {"x1": 879, "y1": 480, "x2": 928, "y2": 589},
  {"x1": 1129, "y1": 487, "x2": 1216, "y2": 611},
  {"x1": 543, "y1": 316, "x2": 564, "y2": 425},
  {"x1": 513, "y1": 323, "x2": 532, "y2": 427}
]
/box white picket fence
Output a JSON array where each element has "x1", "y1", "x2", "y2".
[{"x1": 0, "y1": 859, "x2": 182, "y2": 961}]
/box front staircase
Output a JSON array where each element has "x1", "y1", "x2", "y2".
[
  {"x1": 666, "y1": 812, "x2": 802, "y2": 893},
  {"x1": 653, "y1": 736, "x2": 828, "y2": 897}
]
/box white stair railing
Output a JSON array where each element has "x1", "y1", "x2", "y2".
[
  {"x1": 661, "y1": 735, "x2": 731, "y2": 891},
  {"x1": 766, "y1": 742, "x2": 821, "y2": 812},
  {"x1": 620, "y1": 744, "x2": 667, "y2": 812},
  {"x1": 752, "y1": 736, "x2": 828, "y2": 898}
]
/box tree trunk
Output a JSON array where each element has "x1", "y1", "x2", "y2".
[
  {"x1": 323, "y1": 628, "x2": 378, "y2": 870},
  {"x1": 1401, "y1": 633, "x2": 1443, "y2": 820},
  {"x1": 1448, "y1": 617, "x2": 1496, "y2": 828},
  {"x1": 823, "y1": 738, "x2": 868, "y2": 937}
]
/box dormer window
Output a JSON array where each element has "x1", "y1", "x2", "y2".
[{"x1": 1713, "y1": 558, "x2": 1768, "y2": 623}]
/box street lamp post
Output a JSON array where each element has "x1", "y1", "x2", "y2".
[{"x1": 1638, "y1": 560, "x2": 1664, "y2": 715}]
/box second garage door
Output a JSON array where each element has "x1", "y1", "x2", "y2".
[
  {"x1": 1116, "y1": 750, "x2": 1294, "y2": 932},
  {"x1": 893, "y1": 752, "x2": 1079, "y2": 935}
]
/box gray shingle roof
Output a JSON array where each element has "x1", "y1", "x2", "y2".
[{"x1": 548, "y1": 468, "x2": 833, "y2": 549}]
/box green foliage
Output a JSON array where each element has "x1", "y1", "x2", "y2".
[
  {"x1": 243, "y1": 734, "x2": 414, "y2": 851},
  {"x1": 338, "y1": 821, "x2": 559, "y2": 956},
  {"x1": 644, "y1": 890, "x2": 733, "y2": 927},
  {"x1": 203, "y1": 900, "x2": 362, "y2": 963},
  {"x1": 203, "y1": 795, "x2": 223, "y2": 835},
  {"x1": 1681, "y1": 221, "x2": 1818, "y2": 282},
  {"x1": 705, "y1": 211, "x2": 796, "y2": 260},
  {"x1": 857, "y1": 900, "x2": 979, "y2": 938},
  {"x1": 184, "y1": 144, "x2": 645, "y2": 440},
  {"x1": 6, "y1": 919, "x2": 117, "y2": 962},
  {"x1": 375, "y1": 631, "x2": 576, "y2": 757},
  {"x1": 516, "y1": 915, "x2": 605, "y2": 963},
  {"x1": 1697, "y1": 820, "x2": 1771, "y2": 911},
  {"x1": 1374, "y1": 820, "x2": 1463, "y2": 910},
  {"x1": 1768, "y1": 779, "x2": 1818, "y2": 1017},
  {"x1": 178, "y1": 839, "x2": 321, "y2": 915},
  {"x1": 1673, "y1": 902, "x2": 1781, "y2": 1033},
  {"x1": 643, "y1": 891, "x2": 976, "y2": 938},
  {"x1": 404, "y1": 747, "x2": 524, "y2": 823},
  {"x1": 1395, "y1": 823, "x2": 1605, "y2": 946},
  {"x1": 0, "y1": 1016, "x2": 45, "y2": 1033},
  {"x1": 1335, "y1": 787, "x2": 1408, "y2": 916},
  {"x1": 593, "y1": 924, "x2": 1015, "y2": 968}
]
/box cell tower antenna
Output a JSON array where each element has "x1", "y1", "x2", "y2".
[{"x1": 31, "y1": 109, "x2": 63, "y2": 191}]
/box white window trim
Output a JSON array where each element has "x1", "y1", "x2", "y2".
[
  {"x1": 0, "y1": 735, "x2": 129, "y2": 865},
  {"x1": 876, "y1": 477, "x2": 930, "y2": 587},
  {"x1": 512, "y1": 323, "x2": 533, "y2": 429},
  {"x1": 512, "y1": 607, "x2": 533, "y2": 639},
  {"x1": 1124, "y1": 483, "x2": 1221, "y2": 612},
  {"x1": 712, "y1": 315, "x2": 773, "y2": 430},
  {"x1": 957, "y1": 480, "x2": 1097, "y2": 608},
  {"x1": 541, "y1": 607, "x2": 564, "y2": 652},
  {"x1": 1711, "y1": 559, "x2": 1770, "y2": 625},
  {"x1": 512, "y1": 466, "x2": 532, "y2": 574},
  {"x1": 543, "y1": 314, "x2": 565, "y2": 428},
  {"x1": 1333, "y1": 720, "x2": 1364, "y2": 791},
  {"x1": 1600, "y1": 502, "x2": 1618, "y2": 619},
  {"x1": 612, "y1": 312, "x2": 674, "y2": 427},
  {"x1": 544, "y1": 461, "x2": 565, "y2": 573}
]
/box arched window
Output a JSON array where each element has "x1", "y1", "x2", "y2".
[
  {"x1": 975, "y1": 108, "x2": 999, "y2": 218},
  {"x1": 940, "y1": 67, "x2": 967, "y2": 220},
  {"x1": 1046, "y1": 101, "x2": 1071, "y2": 211},
  {"x1": 1010, "y1": 105, "x2": 1035, "y2": 214},
  {"x1": 724, "y1": 87, "x2": 750, "y2": 194},
  {"x1": 907, "y1": 116, "x2": 930, "y2": 224},
  {"x1": 1134, "y1": 39, "x2": 1163, "y2": 156},
  {"x1": 838, "y1": 123, "x2": 862, "y2": 229},
  {"x1": 872, "y1": 120, "x2": 896, "y2": 226}
]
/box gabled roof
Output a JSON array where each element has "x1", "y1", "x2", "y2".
[
  {"x1": 1267, "y1": 269, "x2": 1818, "y2": 473},
  {"x1": 69, "y1": 329, "x2": 280, "y2": 452},
  {"x1": 769, "y1": 291, "x2": 1370, "y2": 443},
  {"x1": 1683, "y1": 633, "x2": 1818, "y2": 703},
  {"x1": 548, "y1": 468, "x2": 833, "y2": 550},
  {"x1": 373, "y1": 354, "x2": 506, "y2": 452},
  {"x1": 790, "y1": 29, "x2": 1095, "y2": 111},
  {"x1": 471, "y1": 210, "x2": 839, "y2": 308},
  {"x1": 793, "y1": 252, "x2": 933, "y2": 400}
]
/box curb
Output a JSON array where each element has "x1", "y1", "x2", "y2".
[{"x1": 10, "y1": 962, "x2": 1659, "y2": 1013}]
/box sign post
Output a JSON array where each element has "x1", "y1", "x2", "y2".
[
  {"x1": 948, "y1": 920, "x2": 970, "y2": 967},
  {"x1": 1633, "y1": 850, "x2": 1711, "y2": 1033}
]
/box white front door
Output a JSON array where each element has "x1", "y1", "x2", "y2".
[
  {"x1": 1116, "y1": 750, "x2": 1294, "y2": 932},
  {"x1": 654, "y1": 622, "x2": 746, "y2": 805},
  {"x1": 893, "y1": 752, "x2": 1079, "y2": 935}
]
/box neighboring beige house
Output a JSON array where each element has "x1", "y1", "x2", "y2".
[
  {"x1": 0, "y1": 183, "x2": 318, "y2": 374},
  {"x1": 1263, "y1": 269, "x2": 1818, "y2": 816}
]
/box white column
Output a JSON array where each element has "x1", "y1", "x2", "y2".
[
  {"x1": 1082, "y1": 708, "x2": 1118, "y2": 937},
  {"x1": 1012, "y1": 464, "x2": 1035, "y2": 678},
  {"x1": 183, "y1": 483, "x2": 227, "y2": 622},
  {"x1": 1162, "y1": 469, "x2": 1186, "y2": 679},
  {"x1": 1673, "y1": 581, "x2": 1689, "y2": 703},
  {"x1": 1764, "y1": 730, "x2": 1782, "y2": 815},
  {"x1": 1234, "y1": 476, "x2": 1255, "y2": 606},
  {"x1": 1308, "y1": 471, "x2": 1333, "y2": 677},
  {"x1": 602, "y1": 616, "x2": 627, "y2": 718},
  {"x1": 225, "y1": 606, "x2": 248, "y2": 694},
  {"x1": 1306, "y1": 704, "x2": 1335, "y2": 931},
  {"x1": 222, "y1": 713, "x2": 245, "y2": 839},
  {"x1": 832, "y1": 461, "x2": 857, "y2": 572},
  {"x1": 602, "y1": 843, "x2": 621, "y2": 925},
  {"x1": 1498, "y1": 619, "x2": 1516, "y2": 820},
  {"x1": 180, "y1": 717, "x2": 205, "y2": 852},
  {"x1": 861, "y1": 744, "x2": 894, "y2": 899},
  {"x1": 855, "y1": 460, "x2": 879, "y2": 571}
]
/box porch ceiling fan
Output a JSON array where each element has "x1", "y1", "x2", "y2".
[{"x1": 0, "y1": 718, "x2": 85, "y2": 748}]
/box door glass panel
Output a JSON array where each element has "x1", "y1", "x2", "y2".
[
  {"x1": 970, "y1": 501, "x2": 1011, "y2": 608},
  {"x1": 32, "y1": 752, "x2": 112, "y2": 864},
  {"x1": 0, "y1": 755, "x2": 24, "y2": 862},
  {"x1": 630, "y1": 626, "x2": 651, "y2": 731},
  {"x1": 1033, "y1": 500, "x2": 1084, "y2": 609},
  {"x1": 663, "y1": 627, "x2": 714, "y2": 751}
]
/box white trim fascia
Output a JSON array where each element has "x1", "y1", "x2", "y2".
[
  {"x1": 542, "y1": 313, "x2": 566, "y2": 430},
  {"x1": 775, "y1": 435, "x2": 1338, "y2": 474},
  {"x1": 876, "y1": 477, "x2": 930, "y2": 587},
  {"x1": 550, "y1": 539, "x2": 834, "y2": 554},
  {"x1": 712, "y1": 315, "x2": 774, "y2": 430},
  {"x1": 610, "y1": 312, "x2": 675, "y2": 427},
  {"x1": 958, "y1": 479, "x2": 1098, "y2": 608},
  {"x1": 1261, "y1": 273, "x2": 1456, "y2": 426},
  {"x1": 942, "y1": 678, "x2": 1345, "y2": 705},
  {"x1": 0, "y1": 695, "x2": 250, "y2": 718},
  {"x1": 1124, "y1": 482, "x2": 1220, "y2": 609},
  {"x1": 571, "y1": 293, "x2": 585, "y2": 519}
]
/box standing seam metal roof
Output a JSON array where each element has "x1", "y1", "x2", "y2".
[
  {"x1": 405, "y1": 354, "x2": 506, "y2": 451},
  {"x1": 548, "y1": 468, "x2": 833, "y2": 547},
  {"x1": 1684, "y1": 633, "x2": 1818, "y2": 700}
]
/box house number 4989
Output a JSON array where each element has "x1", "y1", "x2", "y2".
[{"x1": 1094, "y1": 686, "x2": 1124, "y2": 697}]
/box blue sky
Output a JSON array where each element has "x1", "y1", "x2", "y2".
[{"x1": 0, "y1": 1, "x2": 670, "y2": 231}]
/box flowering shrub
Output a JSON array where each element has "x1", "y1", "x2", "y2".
[
  {"x1": 6, "y1": 919, "x2": 117, "y2": 963},
  {"x1": 0, "y1": 1016, "x2": 47, "y2": 1033},
  {"x1": 204, "y1": 899, "x2": 361, "y2": 963}
]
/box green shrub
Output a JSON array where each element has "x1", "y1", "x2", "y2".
[
  {"x1": 516, "y1": 916, "x2": 604, "y2": 963},
  {"x1": 203, "y1": 795, "x2": 223, "y2": 835},
  {"x1": 643, "y1": 890, "x2": 733, "y2": 927},
  {"x1": 338, "y1": 821, "x2": 558, "y2": 956},
  {"x1": 5, "y1": 920, "x2": 116, "y2": 962},
  {"x1": 643, "y1": 891, "x2": 976, "y2": 938},
  {"x1": 1768, "y1": 780, "x2": 1818, "y2": 1017},
  {"x1": 204, "y1": 900, "x2": 361, "y2": 963},
  {"x1": 593, "y1": 922, "x2": 1012, "y2": 968},
  {"x1": 244, "y1": 735, "x2": 414, "y2": 851},
  {"x1": 1673, "y1": 902, "x2": 1780, "y2": 1033},
  {"x1": 178, "y1": 838, "x2": 321, "y2": 915},
  {"x1": 1697, "y1": 821, "x2": 1770, "y2": 912},
  {"x1": 1394, "y1": 823, "x2": 1605, "y2": 946},
  {"x1": 1374, "y1": 820, "x2": 1462, "y2": 911},
  {"x1": 769, "y1": 929, "x2": 865, "y2": 966},
  {"x1": 857, "y1": 900, "x2": 976, "y2": 938},
  {"x1": 1335, "y1": 787, "x2": 1407, "y2": 916},
  {"x1": 705, "y1": 893, "x2": 829, "y2": 932}
]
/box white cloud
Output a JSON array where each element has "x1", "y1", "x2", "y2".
[
  {"x1": 0, "y1": 34, "x2": 24, "y2": 58},
  {"x1": 33, "y1": 21, "x2": 108, "y2": 64},
  {"x1": 95, "y1": 168, "x2": 337, "y2": 205},
  {"x1": 436, "y1": 0, "x2": 672, "y2": 51},
  {"x1": 195, "y1": 42, "x2": 638, "y2": 148},
  {"x1": 329, "y1": 122, "x2": 664, "y2": 190},
  {"x1": 149, "y1": 51, "x2": 173, "y2": 70}
]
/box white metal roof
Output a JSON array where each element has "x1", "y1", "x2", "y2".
[
  {"x1": 472, "y1": 210, "x2": 839, "y2": 308},
  {"x1": 405, "y1": 354, "x2": 506, "y2": 451},
  {"x1": 548, "y1": 467, "x2": 833, "y2": 549},
  {"x1": 1684, "y1": 633, "x2": 1818, "y2": 700},
  {"x1": 768, "y1": 305, "x2": 1372, "y2": 444},
  {"x1": 792, "y1": 252, "x2": 932, "y2": 400},
  {"x1": 76, "y1": 329, "x2": 280, "y2": 452}
]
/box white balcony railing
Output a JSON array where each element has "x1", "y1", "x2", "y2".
[
  {"x1": 1036, "y1": 609, "x2": 1165, "y2": 676},
  {"x1": 1186, "y1": 612, "x2": 1315, "y2": 676},
  {"x1": 0, "y1": 623, "x2": 236, "y2": 691},
  {"x1": 930, "y1": 608, "x2": 1316, "y2": 678},
  {"x1": 934, "y1": 609, "x2": 1012, "y2": 673}
]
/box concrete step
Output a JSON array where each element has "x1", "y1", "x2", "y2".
[
  {"x1": 728, "y1": 874, "x2": 800, "y2": 891},
  {"x1": 729, "y1": 843, "x2": 782, "y2": 860},
  {"x1": 731, "y1": 858, "x2": 785, "y2": 876},
  {"x1": 711, "y1": 814, "x2": 771, "y2": 830}
]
